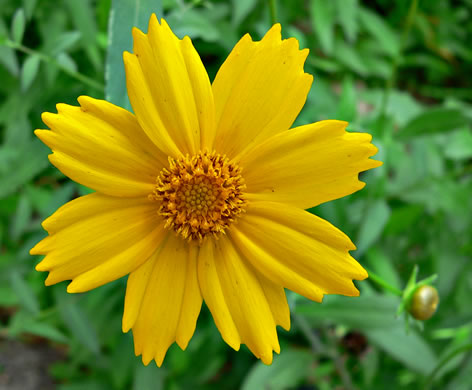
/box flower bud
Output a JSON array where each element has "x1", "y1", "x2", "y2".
[{"x1": 409, "y1": 285, "x2": 439, "y2": 320}]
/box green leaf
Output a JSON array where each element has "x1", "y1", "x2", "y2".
[
  {"x1": 310, "y1": 0, "x2": 335, "y2": 55},
  {"x1": 361, "y1": 347, "x2": 379, "y2": 386},
  {"x1": 368, "y1": 326, "x2": 437, "y2": 375},
  {"x1": 40, "y1": 182, "x2": 76, "y2": 219},
  {"x1": 56, "y1": 52, "x2": 78, "y2": 73},
  {"x1": 50, "y1": 31, "x2": 82, "y2": 55},
  {"x1": 132, "y1": 363, "x2": 165, "y2": 390},
  {"x1": 384, "y1": 204, "x2": 424, "y2": 235},
  {"x1": 0, "y1": 284, "x2": 18, "y2": 306},
  {"x1": 3, "y1": 109, "x2": 31, "y2": 147},
  {"x1": 0, "y1": 139, "x2": 49, "y2": 198},
  {"x1": 356, "y1": 199, "x2": 391, "y2": 255},
  {"x1": 335, "y1": 0, "x2": 358, "y2": 42},
  {"x1": 57, "y1": 381, "x2": 110, "y2": 390},
  {"x1": 363, "y1": 55, "x2": 392, "y2": 79},
  {"x1": 20, "y1": 320, "x2": 69, "y2": 344},
  {"x1": 285, "y1": 25, "x2": 308, "y2": 50},
  {"x1": 64, "y1": 0, "x2": 101, "y2": 70},
  {"x1": 0, "y1": 18, "x2": 19, "y2": 75},
  {"x1": 105, "y1": 0, "x2": 162, "y2": 109},
  {"x1": 9, "y1": 271, "x2": 40, "y2": 315},
  {"x1": 232, "y1": 0, "x2": 258, "y2": 26},
  {"x1": 296, "y1": 294, "x2": 438, "y2": 374},
  {"x1": 365, "y1": 247, "x2": 402, "y2": 291},
  {"x1": 11, "y1": 8, "x2": 26, "y2": 43},
  {"x1": 308, "y1": 56, "x2": 343, "y2": 73},
  {"x1": 22, "y1": 0, "x2": 38, "y2": 19},
  {"x1": 242, "y1": 349, "x2": 314, "y2": 390},
  {"x1": 296, "y1": 294, "x2": 400, "y2": 330},
  {"x1": 56, "y1": 291, "x2": 101, "y2": 355},
  {"x1": 358, "y1": 7, "x2": 399, "y2": 57},
  {"x1": 10, "y1": 191, "x2": 32, "y2": 240},
  {"x1": 8, "y1": 311, "x2": 67, "y2": 344},
  {"x1": 21, "y1": 54, "x2": 40, "y2": 91},
  {"x1": 334, "y1": 39, "x2": 369, "y2": 76},
  {"x1": 398, "y1": 108, "x2": 469, "y2": 140},
  {"x1": 111, "y1": 335, "x2": 135, "y2": 389},
  {"x1": 336, "y1": 75, "x2": 357, "y2": 122},
  {"x1": 165, "y1": 9, "x2": 221, "y2": 42},
  {"x1": 443, "y1": 127, "x2": 472, "y2": 160}
]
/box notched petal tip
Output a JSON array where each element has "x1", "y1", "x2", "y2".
[
  {"x1": 47, "y1": 152, "x2": 57, "y2": 166},
  {"x1": 66, "y1": 280, "x2": 83, "y2": 293},
  {"x1": 149, "y1": 12, "x2": 159, "y2": 27},
  {"x1": 131, "y1": 26, "x2": 146, "y2": 43},
  {"x1": 44, "y1": 273, "x2": 58, "y2": 286},
  {"x1": 340, "y1": 120, "x2": 350, "y2": 128},
  {"x1": 222, "y1": 335, "x2": 241, "y2": 352},
  {"x1": 260, "y1": 352, "x2": 274, "y2": 365},
  {"x1": 40, "y1": 112, "x2": 56, "y2": 127},
  {"x1": 279, "y1": 321, "x2": 291, "y2": 332},
  {"x1": 154, "y1": 354, "x2": 166, "y2": 368},
  {"x1": 30, "y1": 236, "x2": 50, "y2": 255},
  {"x1": 141, "y1": 354, "x2": 153, "y2": 366},
  {"x1": 55, "y1": 103, "x2": 71, "y2": 115},
  {"x1": 159, "y1": 17, "x2": 172, "y2": 30},
  {"x1": 30, "y1": 245, "x2": 42, "y2": 256},
  {"x1": 300, "y1": 47, "x2": 310, "y2": 61},
  {"x1": 122, "y1": 321, "x2": 131, "y2": 334},
  {"x1": 122, "y1": 50, "x2": 135, "y2": 64},
  {"x1": 338, "y1": 280, "x2": 362, "y2": 297},
  {"x1": 302, "y1": 72, "x2": 314, "y2": 87},
  {"x1": 369, "y1": 158, "x2": 383, "y2": 168},
  {"x1": 264, "y1": 23, "x2": 281, "y2": 40},
  {"x1": 175, "y1": 336, "x2": 190, "y2": 351},
  {"x1": 35, "y1": 262, "x2": 48, "y2": 272},
  {"x1": 357, "y1": 267, "x2": 369, "y2": 281},
  {"x1": 33, "y1": 129, "x2": 46, "y2": 138},
  {"x1": 76, "y1": 95, "x2": 97, "y2": 109},
  {"x1": 350, "y1": 284, "x2": 361, "y2": 297}
]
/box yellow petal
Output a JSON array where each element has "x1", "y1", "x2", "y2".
[
  {"x1": 198, "y1": 235, "x2": 280, "y2": 365},
  {"x1": 212, "y1": 24, "x2": 313, "y2": 160},
  {"x1": 130, "y1": 235, "x2": 202, "y2": 366},
  {"x1": 122, "y1": 254, "x2": 155, "y2": 333},
  {"x1": 31, "y1": 193, "x2": 165, "y2": 292},
  {"x1": 240, "y1": 120, "x2": 382, "y2": 209},
  {"x1": 175, "y1": 245, "x2": 203, "y2": 349},
  {"x1": 124, "y1": 16, "x2": 216, "y2": 157},
  {"x1": 36, "y1": 96, "x2": 164, "y2": 197},
  {"x1": 229, "y1": 201, "x2": 368, "y2": 302},
  {"x1": 257, "y1": 274, "x2": 290, "y2": 331},
  {"x1": 197, "y1": 238, "x2": 241, "y2": 350}
]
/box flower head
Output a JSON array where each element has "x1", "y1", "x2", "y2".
[{"x1": 31, "y1": 15, "x2": 381, "y2": 366}]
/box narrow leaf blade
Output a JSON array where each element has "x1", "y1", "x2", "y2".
[{"x1": 105, "y1": 0, "x2": 162, "y2": 110}]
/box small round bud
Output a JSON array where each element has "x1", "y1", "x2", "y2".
[{"x1": 409, "y1": 285, "x2": 439, "y2": 320}]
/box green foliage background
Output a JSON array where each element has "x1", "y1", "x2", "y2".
[{"x1": 1, "y1": 0, "x2": 472, "y2": 389}]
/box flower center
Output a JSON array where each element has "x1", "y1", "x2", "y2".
[{"x1": 150, "y1": 151, "x2": 246, "y2": 243}]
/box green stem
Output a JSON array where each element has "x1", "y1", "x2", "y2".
[
  {"x1": 3, "y1": 39, "x2": 104, "y2": 92},
  {"x1": 423, "y1": 343, "x2": 472, "y2": 389},
  {"x1": 293, "y1": 313, "x2": 324, "y2": 353},
  {"x1": 365, "y1": 267, "x2": 403, "y2": 296},
  {"x1": 268, "y1": 0, "x2": 277, "y2": 25},
  {"x1": 293, "y1": 314, "x2": 354, "y2": 390},
  {"x1": 379, "y1": 0, "x2": 419, "y2": 116},
  {"x1": 36, "y1": 306, "x2": 58, "y2": 319}
]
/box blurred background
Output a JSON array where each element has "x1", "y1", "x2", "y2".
[{"x1": 1, "y1": 0, "x2": 471, "y2": 389}]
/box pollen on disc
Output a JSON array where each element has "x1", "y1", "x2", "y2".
[{"x1": 150, "y1": 151, "x2": 247, "y2": 243}]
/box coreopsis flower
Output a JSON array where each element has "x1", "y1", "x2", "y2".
[{"x1": 31, "y1": 15, "x2": 381, "y2": 365}]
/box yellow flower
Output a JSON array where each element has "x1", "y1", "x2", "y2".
[{"x1": 31, "y1": 15, "x2": 381, "y2": 366}]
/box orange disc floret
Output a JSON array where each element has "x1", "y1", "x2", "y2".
[{"x1": 151, "y1": 151, "x2": 246, "y2": 242}]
